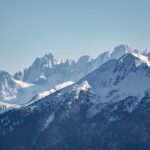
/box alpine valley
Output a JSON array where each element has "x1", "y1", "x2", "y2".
[{"x1": 1, "y1": 44, "x2": 150, "y2": 150}]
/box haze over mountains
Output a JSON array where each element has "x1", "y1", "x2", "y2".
[{"x1": 1, "y1": 44, "x2": 150, "y2": 149}]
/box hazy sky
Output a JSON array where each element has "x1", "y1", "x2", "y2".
[{"x1": 0, "y1": 0, "x2": 150, "y2": 74}]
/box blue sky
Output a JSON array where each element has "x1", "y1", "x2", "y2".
[{"x1": 0, "y1": 0, "x2": 150, "y2": 74}]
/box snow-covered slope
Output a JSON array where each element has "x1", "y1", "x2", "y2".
[
  {"x1": 0, "y1": 69, "x2": 73, "y2": 106},
  {"x1": 0, "y1": 70, "x2": 32, "y2": 101},
  {"x1": 73, "y1": 52, "x2": 150, "y2": 116},
  {"x1": 29, "y1": 81, "x2": 74, "y2": 104},
  {"x1": 0, "y1": 80, "x2": 74, "y2": 113},
  {"x1": 83, "y1": 53, "x2": 150, "y2": 101},
  {"x1": 36, "y1": 52, "x2": 150, "y2": 117}
]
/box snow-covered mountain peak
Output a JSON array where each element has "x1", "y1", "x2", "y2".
[
  {"x1": 131, "y1": 52, "x2": 150, "y2": 66},
  {"x1": 43, "y1": 53, "x2": 74, "y2": 66},
  {"x1": 77, "y1": 52, "x2": 150, "y2": 105},
  {"x1": 65, "y1": 58, "x2": 75, "y2": 65},
  {"x1": 119, "y1": 52, "x2": 150, "y2": 67},
  {"x1": 14, "y1": 71, "x2": 23, "y2": 81},
  {"x1": 111, "y1": 44, "x2": 133, "y2": 59},
  {"x1": 35, "y1": 52, "x2": 61, "y2": 67},
  {"x1": 0, "y1": 70, "x2": 33, "y2": 102},
  {"x1": 96, "y1": 51, "x2": 110, "y2": 60},
  {"x1": 43, "y1": 53, "x2": 54, "y2": 59},
  {"x1": 23, "y1": 52, "x2": 75, "y2": 83},
  {"x1": 0, "y1": 70, "x2": 11, "y2": 79},
  {"x1": 77, "y1": 55, "x2": 92, "y2": 64}
]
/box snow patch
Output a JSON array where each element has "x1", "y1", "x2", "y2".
[
  {"x1": 42, "y1": 113, "x2": 55, "y2": 131},
  {"x1": 30, "y1": 81, "x2": 74, "y2": 103},
  {"x1": 13, "y1": 79, "x2": 33, "y2": 88},
  {"x1": 73, "y1": 81, "x2": 91, "y2": 99},
  {"x1": 131, "y1": 52, "x2": 150, "y2": 66}
]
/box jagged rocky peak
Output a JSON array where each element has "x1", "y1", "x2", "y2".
[
  {"x1": 0, "y1": 70, "x2": 11, "y2": 79},
  {"x1": 32, "y1": 52, "x2": 72, "y2": 69},
  {"x1": 77, "y1": 55, "x2": 93, "y2": 66},
  {"x1": 43, "y1": 53, "x2": 54, "y2": 59},
  {"x1": 14, "y1": 71, "x2": 23, "y2": 81},
  {"x1": 79, "y1": 52, "x2": 150, "y2": 104},
  {"x1": 43, "y1": 53, "x2": 64, "y2": 66},
  {"x1": 96, "y1": 51, "x2": 110, "y2": 59},
  {"x1": 65, "y1": 58, "x2": 75, "y2": 65},
  {"x1": 23, "y1": 53, "x2": 57, "y2": 82},
  {"x1": 110, "y1": 44, "x2": 133, "y2": 59},
  {"x1": 119, "y1": 52, "x2": 139, "y2": 64},
  {"x1": 120, "y1": 52, "x2": 150, "y2": 67},
  {"x1": 43, "y1": 53, "x2": 74, "y2": 66},
  {"x1": 0, "y1": 70, "x2": 19, "y2": 101},
  {"x1": 22, "y1": 52, "x2": 74, "y2": 83},
  {"x1": 94, "y1": 51, "x2": 110, "y2": 65},
  {"x1": 77, "y1": 55, "x2": 92, "y2": 64},
  {"x1": 142, "y1": 49, "x2": 150, "y2": 61},
  {"x1": 33, "y1": 53, "x2": 58, "y2": 68}
]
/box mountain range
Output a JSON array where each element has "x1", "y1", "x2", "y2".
[
  {"x1": 1, "y1": 44, "x2": 150, "y2": 149},
  {"x1": 0, "y1": 45, "x2": 139, "y2": 105}
]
